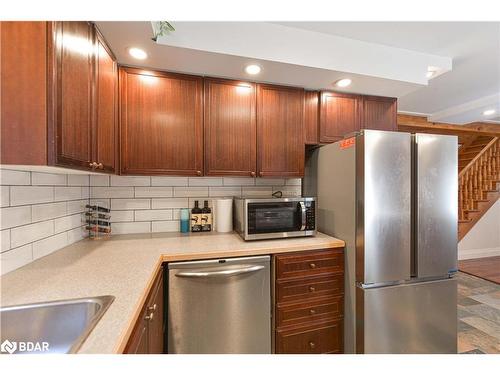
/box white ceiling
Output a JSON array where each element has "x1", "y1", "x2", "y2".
[{"x1": 96, "y1": 21, "x2": 500, "y2": 124}]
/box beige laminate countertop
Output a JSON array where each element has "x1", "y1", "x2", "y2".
[{"x1": 0, "y1": 231, "x2": 344, "y2": 354}]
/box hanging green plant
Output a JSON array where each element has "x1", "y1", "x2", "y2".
[{"x1": 151, "y1": 21, "x2": 176, "y2": 42}]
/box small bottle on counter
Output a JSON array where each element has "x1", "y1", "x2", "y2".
[
  {"x1": 191, "y1": 201, "x2": 202, "y2": 232},
  {"x1": 180, "y1": 208, "x2": 190, "y2": 233},
  {"x1": 201, "y1": 200, "x2": 212, "y2": 232}
]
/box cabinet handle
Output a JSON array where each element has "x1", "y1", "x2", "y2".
[
  {"x1": 196, "y1": 170, "x2": 202, "y2": 176},
  {"x1": 258, "y1": 171, "x2": 263, "y2": 177},
  {"x1": 309, "y1": 263, "x2": 316, "y2": 269},
  {"x1": 89, "y1": 162, "x2": 95, "y2": 168},
  {"x1": 148, "y1": 303, "x2": 157, "y2": 312},
  {"x1": 309, "y1": 341, "x2": 316, "y2": 349},
  {"x1": 144, "y1": 312, "x2": 154, "y2": 321},
  {"x1": 98, "y1": 162, "x2": 104, "y2": 169},
  {"x1": 309, "y1": 309, "x2": 316, "y2": 315},
  {"x1": 250, "y1": 171, "x2": 256, "y2": 177},
  {"x1": 309, "y1": 286, "x2": 316, "y2": 292}
]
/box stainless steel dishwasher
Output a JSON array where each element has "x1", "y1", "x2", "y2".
[{"x1": 167, "y1": 255, "x2": 271, "y2": 353}]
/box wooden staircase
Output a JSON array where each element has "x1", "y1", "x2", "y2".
[
  {"x1": 397, "y1": 114, "x2": 500, "y2": 242},
  {"x1": 458, "y1": 137, "x2": 499, "y2": 240}
]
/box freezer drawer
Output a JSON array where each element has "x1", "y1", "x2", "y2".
[
  {"x1": 356, "y1": 278, "x2": 457, "y2": 354},
  {"x1": 168, "y1": 256, "x2": 271, "y2": 354}
]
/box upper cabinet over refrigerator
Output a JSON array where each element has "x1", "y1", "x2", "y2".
[
  {"x1": 414, "y1": 133, "x2": 458, "y2": 278},
  {"x1": 356, "y1": 130, "x2": 412, "y2": 285}
]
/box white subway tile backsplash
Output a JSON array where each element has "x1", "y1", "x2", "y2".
[
  {"x1": 1, "y1": 206, "x2": 32, "y2": 230},
  {"x1": 67, "y1": 226, "x2": 87, "y2": 244},
  {"x1": 32, "y1": 202, "x2": 67, "y2": 222},
  {"x1": 135, "y1": 209, "x2": 173, "y2": 221},
  {"x1": 67, "y1": 175, "x2": 89, "y2": 186},
  {"x1": 223, "y1": 177, "x2": 256, "y2": 186},
  {"x1": 188, "y1": 177, "x2": 223, "y2": 186},
  {"x1": 151, "y1": 177, "x2": 188, "y2": 186},
  {"x1": 110, "y1": 176, "x2": 151, "y2": 187},
  {"x1": 0, "y1": 169, "x2": 31, "y2": 185},
  {"x1": 1, "y1": 186, "x2": 10, "y2": 207},
  {"x1": 91, "y1": 186, "x2": 134, "y2": 199},
  {"x1": 173, "y1": 187, "x2": 209, "y2": 197},
  {"x1": 10, "y1": 186, "x2": 54, "y2": 206},
  {"x1": 152, "y1": 198, "x2": 189, "y2": 209},
  {"x1": 111, "y1": 198, "x2": 151, "y2": 210},
  {"x1": 135, "y1": 187, "x2": 173, "y2": 198},
  {"x1": 54, "y1": 214, "x2": 83, "y2": 233},
  {"x1": 33, "y1": 232, "x2": 68, "y2": 260},
  {"x1": 81, "y1": 186, "x2": 90, "y2": 199},
  {"x1": 241, "y1": 186, "x2": 273, "y2": 197},
  {"x1": 10, "y1": 220, "x2": 54, "y2": 248},
  {"x1": 67, "y1": 200, "x2": 88, "y2": 215},
  {"x1": 90, "y1": 175, "x2": 110, "y2": 186},
  {"x1": 112, "y1": 221, "x2": 151, "y2": 234},
  {"x1": 209, "y1": 186, "x2": 242, "y2": 198},
  {"x1": 54, "y1": 186, "x2": 82, "y2": 201},
  {"x1": 1, "y1": 229, "x2": 11, "y2": 252},
  {"x1": 32, "y1": 172, "x2": 67, "y2": 186},
  {"x1": 1, "y1": 244, "x2": 33, "y2": 275},
  {"x1": 152, "y1": 220, "x2": 179, "y2": 233},
  {"x1": 110, "y1": 210, "x2": 135, "y2": 223},
  {"x1": 256, "y1": 178, "x2": 285, "y2": 186},
  {"x1": 285, "y1": 178, "x2": 302, "y2": 186}
]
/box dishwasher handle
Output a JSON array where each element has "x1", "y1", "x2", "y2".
[{"x1": 175, "y1": 264, "x2": 265, "y2": 278}]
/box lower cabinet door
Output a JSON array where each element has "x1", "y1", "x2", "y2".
[
  {"x1": 276, "y1": 319, "x2": 343, "y2": 354},
  {"x1": 125, "y1": 314, "x2": 149, "y2": 354}
]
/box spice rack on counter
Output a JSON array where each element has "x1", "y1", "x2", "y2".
[{"x1": 85, "y1": 204, "x2": 111, "y2": 240}]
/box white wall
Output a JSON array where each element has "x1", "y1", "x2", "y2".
[{"x1": 458, "y1": 199, "x2": 500, "y2": 260}]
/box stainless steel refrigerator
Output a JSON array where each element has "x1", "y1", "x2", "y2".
[{"x1": 304, "y1": 129, "x2": 458, "y2": 354}]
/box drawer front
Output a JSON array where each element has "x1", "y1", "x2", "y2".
[
  {"x1": 277, "y1": 295, "x2": 343, "y2": 327},
  {"x1": 276, "y1": 319, "x2": 343, "y2": 354},
  {"x1": 276, "y1": 249, "x2": 344, "y2": 280},
  {"x1": 276, "y1": 274, "x2": 343, "y2": 304}
]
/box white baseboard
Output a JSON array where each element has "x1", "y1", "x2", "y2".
[{"x1": 458, "y1": 247, "x2": 500, "y2": 260}]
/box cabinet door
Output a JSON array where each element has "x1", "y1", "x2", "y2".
[
  {"x1": 319, "y1": 92, "x2": 360, "y2": 143},
  {"x1": 94, "y1": 31, "x2": 118, "y2": 173},
  {"x1": 124, "y1": 311, "x2": 149, "y2": 354},
  {"x1": 1, "y1": 21, "x2": 48, "y2": 165},
  {"x1": 257, "y1": 84, "x2": 305, "y2": 177},
  {"x1": 48, "y1": 21, "x2": 94, "y2": 169},
  {"x1": 204, "y1": 78, "x2": 256, "y2": 176},
  {"x1": 304, "y1": 91, "x2": 319, "y2": 145},
  {"x1": 361, "y1": 96, "x2": 397, "y2": 131},
  {"x1": 147, "y1": 272, "x2": 164, "y2": 354},
  {"x1": 120, "y1": 67, "x2": 203, "y2": 175}
]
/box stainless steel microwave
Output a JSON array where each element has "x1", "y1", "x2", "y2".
[{"x1": 234, "y1": 197, "x2": 316, "y2": 241}]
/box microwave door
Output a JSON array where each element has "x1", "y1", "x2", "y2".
[{"x1": 247, "y1": 202, "x2": 302, "y2": 235}]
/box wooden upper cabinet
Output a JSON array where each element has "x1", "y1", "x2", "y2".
[
  {"x1": 48, "y1": 21, "x2": 94, "y2": 169},
  {"x1": 360, "y1": 96, "x2": 397, "y2": 131},
  {"x1": 120, "y1": 67, "x2": 203, "y2": 175},
  {"x1": 319, "y1": 91, "x2": 360, "y2": 143},
  {"x1": 204, "y1": 78, "x2": 257, "y2": 176},
  {"x1": 1, "y1": 21, "x2": 48, "y2": 165},
  {"x1": 257, "y1": 84, "x2": 305, "y2": 177},
  {"x1": 94, "y1": 30, "x2": 118, "y2": 173},
  {"x1": 304, "y1": 91, "x2": 319, "y2": 145}
]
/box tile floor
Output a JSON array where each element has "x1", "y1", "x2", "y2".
[{"x1": 457, "y1": 272, "x2": 500, "y2": 354}]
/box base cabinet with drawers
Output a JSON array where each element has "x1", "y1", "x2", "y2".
[
  {"x1": 274, "y1": 248, "x2": 344, "y2": 354},
  {"x1": 124, "y1": 267, "x2": 164, "y2": 354}
]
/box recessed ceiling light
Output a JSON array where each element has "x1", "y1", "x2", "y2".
[
  {"x1": 483, "y1": 109, "x2": 496, "y2": 116},
  {"x1": 245, "y1": 65, "x2": 261, "y2": 75},
  {"x1": 335, "y1": 78, "x2": 352, "y2": 88},
  {"x1": 128, "y1": 47, "x2": 148, "y2": 60}
]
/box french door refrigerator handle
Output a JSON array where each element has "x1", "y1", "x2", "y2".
[{"x1": 175, "y1": 265, "x2": 265, "y2": 278}]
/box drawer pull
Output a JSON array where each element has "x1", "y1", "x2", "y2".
[
  {"x1": 144, "y1": 312, "x2": 154, "y2": 321},
  {"x1": 309, "y1": 263, "x2": 316, "y2": 269},
  {"x1": 309, "y1": 341, "x2": 316, "y2": 349},
  {"x1": 309, "y1": 286, "x2": 316, "y2": 292},
  {"x1": 148, "y1": 303, "x2": 157, "y2": 312},
  {"x1": 309, "y1": 309, "x2": 316, "y2": 315}
]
